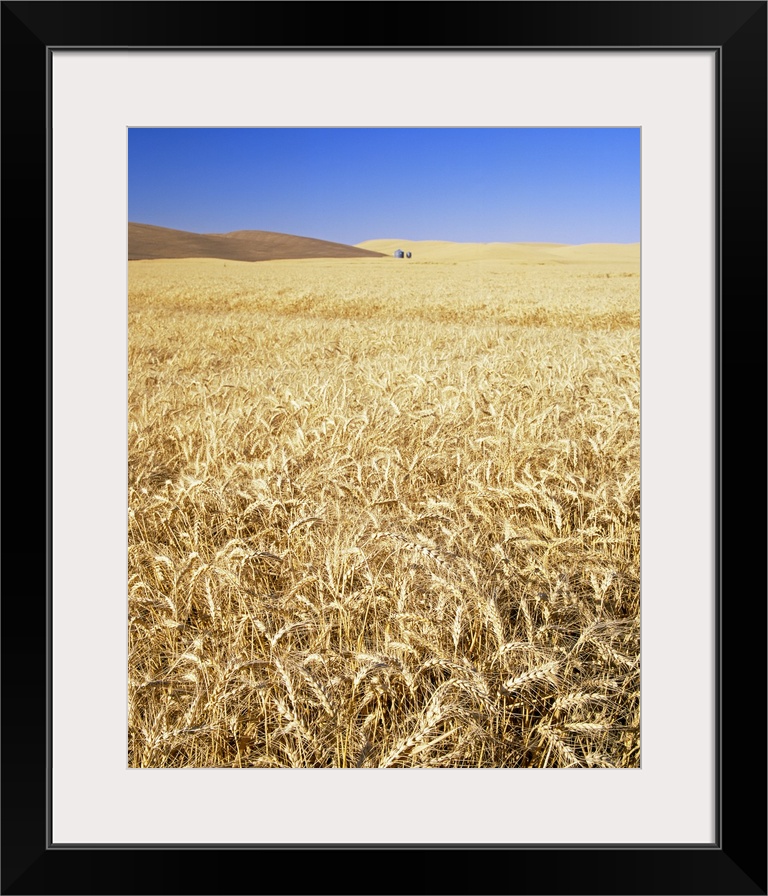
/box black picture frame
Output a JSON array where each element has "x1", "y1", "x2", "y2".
[{"x1": 2, "y1": 2, "x2": 765, "y2": 894}]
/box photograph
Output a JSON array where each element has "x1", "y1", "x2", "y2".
[
  {"x1": 127, "y1": 126, "x2": 641, "y2": 770},
  {"x1": 2, "y1": 0, "x2": 764, "y2": 890}
]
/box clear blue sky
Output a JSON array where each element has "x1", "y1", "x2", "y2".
[{"x1": 128, "y1": 128, "x2": 640, "y2": 245}]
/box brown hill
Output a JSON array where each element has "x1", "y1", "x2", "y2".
[{"x1": 129, "y1": 223, "x2": 386, "y2": 262}]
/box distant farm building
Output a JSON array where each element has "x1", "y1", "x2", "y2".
[{"x1": 393, "y1": 249, "x2": 404, "y2": 258}]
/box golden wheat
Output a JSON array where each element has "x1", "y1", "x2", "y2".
[{"x1": 128, "y1": 253, "x2": 640, "y2": 768}]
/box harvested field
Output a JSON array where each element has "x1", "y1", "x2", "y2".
[
  {"x1": 128, "y1": 223, "x2": 386, "y2": 262},
  {"x1": 128, "y1": 243, "x2": 640, "y2": 768}
]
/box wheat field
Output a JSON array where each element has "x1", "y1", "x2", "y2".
[{"x1": 128, "y1": 246, "x2": 640, "y2": 768}]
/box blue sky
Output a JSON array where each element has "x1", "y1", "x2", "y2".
[{"x1": 129, "y1": 128, "x2": 640, "y2": 245}]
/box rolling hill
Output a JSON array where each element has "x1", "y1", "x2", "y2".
[
  {"x1": 129, "y1": 223, "x2": 387, "y2": 262},
  {"x1": 356, "y1": 239, "x2": 640, "y2": 266}
]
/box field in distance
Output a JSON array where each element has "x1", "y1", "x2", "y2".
[
  {"x1": 357, "y1": 237, "x2": 640, "y2": 268},
  {"x1": 129, "y1": 243, "x2": 640, "y2": 769},
  {"x1": 129, "y1": 222, "x2": 387, "y2": 262}
]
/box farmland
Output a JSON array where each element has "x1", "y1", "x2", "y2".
[{"x1": 128, "y1": 243, "x2": 640, "y2": 768}]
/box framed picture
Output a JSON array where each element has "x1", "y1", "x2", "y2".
[{"x1": 4, "y1": 2, "x2": 765, "y2": 893}]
